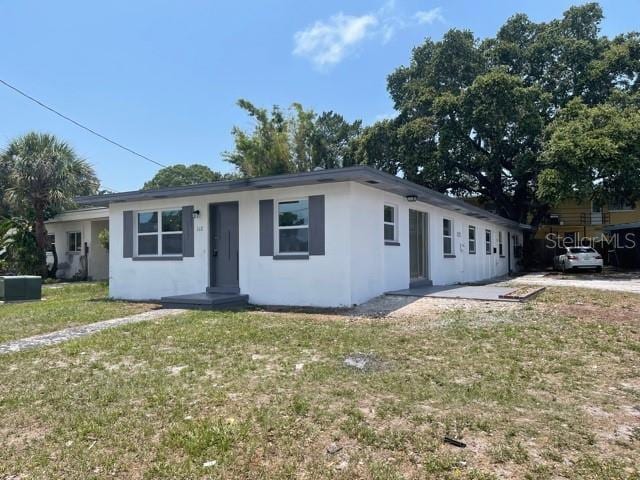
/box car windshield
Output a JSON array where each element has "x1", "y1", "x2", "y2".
[{"x1": 569, "y1": 247, "x2": 596, "y2": 254}]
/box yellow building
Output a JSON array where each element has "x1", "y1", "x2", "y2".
[
  {"x1": 466, "y1": 196, "x2": 639, "y2": 265},
  {"x1": 535, "y1": 198, "x2": 638, "y2": 244}
]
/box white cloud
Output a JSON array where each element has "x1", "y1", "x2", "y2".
[
  {"x1": 414, "y1": 7, "x2": 444, "y2": 25},
  {"x1": 293, "y1": 13, "x2": 378, "y2": 69},
  {"x1": 373, "y1": 111, "x2": 398, "y2": 123},
  {"x1": 294, "y1": 3, "x2": 444, "y2": 70}
]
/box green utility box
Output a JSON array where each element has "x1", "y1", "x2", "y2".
[{"x1": 0, "y1": 276, "x2": 42, "y2": 301}]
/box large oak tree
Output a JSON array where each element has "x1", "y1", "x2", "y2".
[{"x1": 351, "y1": 3, "x2": 640, "y2": 225}]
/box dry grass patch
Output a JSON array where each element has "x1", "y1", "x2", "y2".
[{"x1": 0, "y1": 287, "x2": 638, "y2": 478}]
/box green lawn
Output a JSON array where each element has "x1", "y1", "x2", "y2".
[
  {"x1": 0, "y1": 282, "x2": 158, "y2": 343},
  {"x1": 0, "y1": 287, "x2": 639, "y2": 479}
]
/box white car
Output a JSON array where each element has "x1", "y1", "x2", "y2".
[{"x1": 553, "y1": 247, "x2": 603, "y2": 273}]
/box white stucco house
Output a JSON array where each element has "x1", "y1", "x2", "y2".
[
  {"x1": 45, "y1": 207, "x2": 110, "y2": 281},
  {"x1": 67, "y1": 166, "x2": 527, "y2": 307}
]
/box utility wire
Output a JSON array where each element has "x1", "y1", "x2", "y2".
[{"x1": 0, "y1": 78, "x2": 166, "y2": 168}]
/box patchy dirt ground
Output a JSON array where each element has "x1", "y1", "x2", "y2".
[
  {"x1": 350, "y1": 294, "x2": 521, "y2": 320},
  {"x1": 1, "y1": 285, "x2": 639, "y2": 479}
]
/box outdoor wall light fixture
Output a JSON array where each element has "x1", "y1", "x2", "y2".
[
  {"x1": 406, "y1": 194, "x2": 418, "y2": 202},
  {"x1": 192, "y1": 209, "x2": 201, "y2": 219}
]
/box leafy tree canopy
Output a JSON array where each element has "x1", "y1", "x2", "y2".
[
  {"x1": 224, "y1": 99, "x2": 361, "y2": 177},
  {"x1": 351, "y1": 2, "x2": 640, "y2": 225},
  {"x1": 540, "y1": 94, "x2": 640, "y2": 206},
  {"x1": 0, "y1": 217, "x2": 40, "y2": 275},
  {"x1": 142, "y1": 164, "x2": 230, "y2": 190}
]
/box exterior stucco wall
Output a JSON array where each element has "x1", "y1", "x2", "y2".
[
  {"x1": 45, "y1": 220, "x2": 87, "y2": 279},
  {"x1": 348, "y1": 184, "x2": 522, "y2": 298},
  {"x1": 425, "y1": 203, "x2": 520, "y2": 285},
  {"x1": 45, "y1": 219, "x2": 109, "y2": 280},
  {"x1": 108, "y1": 181, "x2": 523, "y2": 306},
  {"x1": 108, "y1": 183, "x2": 353, "y2": 306}
]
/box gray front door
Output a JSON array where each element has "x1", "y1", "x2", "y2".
[{"x1": 209, "y1": 202, "x2": 239, "y2": 292}]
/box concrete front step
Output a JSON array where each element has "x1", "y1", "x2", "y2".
[{"x1": 160, "y1": 292, "x2": 249, "y2": 310}]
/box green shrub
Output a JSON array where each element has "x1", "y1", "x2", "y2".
[{"x1": 0, "y1": 217, "x2": 41, "y2": 275}]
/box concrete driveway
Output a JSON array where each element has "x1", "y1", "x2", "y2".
[{"x1": 508, "y1": 271, "x2": 640, "y2": 294}]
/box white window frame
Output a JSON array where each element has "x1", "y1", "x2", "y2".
[
  {"x1": 498, "y1": 231, "x2": 504, "y2": 257},
  {"x1": 275, "y1": 197, "x2": 310, "y2": 255},
  {"x1": 384, "y1": 204, "x2": 398, "y2": 243},
  {"x1": 485, "y1": 229, "x2": 492, "y2": 255},
  {"x1": 443, "y1": 218, "x2": 454, "y2": 256},
  {"x1": 135, "y1": 208, "x2": 183, "y2": 257},
  {"x1": 468, "y1": 225, "x2": 476, "y2": 254},
  {"x1": 67, "y1": 231, "x2": 82, "y2": 253}
]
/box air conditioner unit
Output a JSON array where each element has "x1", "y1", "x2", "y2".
[{"x1": 0, "y1": 276, "x2": 42, "y2": 301}]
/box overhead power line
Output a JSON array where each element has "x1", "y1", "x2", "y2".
[{"x1": 0, "y1": 78, "x2": 166, "y2": 168}]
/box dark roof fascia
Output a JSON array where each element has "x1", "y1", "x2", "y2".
[
  {"x1": 603, "y1": 221, "x2": 640, "y2": 232},
  {"x1": 359, "y1": 167, "x2": 531, "y2": 230},
  {"x1": 76, "y1": 166, "x2": 527, "y2": 230}
]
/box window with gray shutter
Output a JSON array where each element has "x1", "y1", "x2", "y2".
[{"x1": 261, "y1": 195, "x2": 325, "y2": 259}]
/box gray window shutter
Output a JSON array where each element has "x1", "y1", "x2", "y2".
[
  {"x1": 182, "y1": 206, "x2": 194, "y2": 257},
  {"x1": 123, "y1": 210, "x2": 133, "y2": 258},
  {"x1": 259, "y1": 199, "x2": 274, "y2": 256},
  {"x1": 309, "y1": 195, "x2": 325, "y2": 256}
]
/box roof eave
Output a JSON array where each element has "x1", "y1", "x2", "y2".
[{"x1": 76, "y1": 166, "x2": 527, "y2": 230}]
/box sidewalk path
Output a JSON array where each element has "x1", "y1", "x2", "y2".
[{"x1": 0, "y1": 309, "x2": 185, "y2": 355}]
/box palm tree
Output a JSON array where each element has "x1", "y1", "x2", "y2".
[{"x1": 2, "y1": 132, "x2": 98, "y2": 276}]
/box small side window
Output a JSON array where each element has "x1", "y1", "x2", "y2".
[
  {"x1": 67, "y1": 231, "x2": 82, "y2": 253},
  {"x1": 499, "y1": 231, "x2": 504, "y2": 256},
  {"x1": 485, "y1": 229, "x2": 492, "y2": 255},
  {"x1": 468, "y1": 226, "x2": 476, "y2": 254},
  {"x1": 443, "y1": 218, "x2": 453, "y2": 255},
  {"x1": 384, "y1": 205, "x2": 397, "y2": 242}
]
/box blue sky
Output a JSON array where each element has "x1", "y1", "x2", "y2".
[{"x1": 1, "y1": 1, "x2": 638, "y2": 192}]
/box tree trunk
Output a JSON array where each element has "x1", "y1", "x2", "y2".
[{"x1": 33, "y1": 207, "x2": 48, "y2": 278}]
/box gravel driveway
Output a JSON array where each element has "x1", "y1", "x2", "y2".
[
  {"x1": 351, "y1": 294, "x2": 521, "y2": 319},
  {"x1": 508, "y1": 271, "x2": 640, "y2": 294}
]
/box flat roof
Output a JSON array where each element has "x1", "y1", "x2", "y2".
[{"x1": 76, "y1": 166, "x2": 529, "y2": 230}]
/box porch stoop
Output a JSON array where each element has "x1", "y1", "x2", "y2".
[{"x1": 160, "y1": 292, "x2": 249, "y2": 310}]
